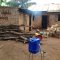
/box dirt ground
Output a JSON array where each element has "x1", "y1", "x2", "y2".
[{"x1": 0, "y1": 37, "x2": 60, "y2": 60}]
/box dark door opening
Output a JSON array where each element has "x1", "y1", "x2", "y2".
[
  {"x1": 29, "y1": 15, "x2": 31, "y2": 31},
  {"x1": 58, "y1": 14, "x2": 60, "y2": 21},
  {"x1": 42, "y1": 15, "x2": 48, "y2": 29}
]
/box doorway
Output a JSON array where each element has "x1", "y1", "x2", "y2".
[
  {"x1": 29, "y1": 15, "x2": 31, "y2": 31},
  {"x1": 42, "y1": 15, "x2": 48, "y2": 29}
]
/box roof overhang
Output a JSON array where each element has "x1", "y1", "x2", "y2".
[{"x1": 18, "y1": 8, "x2": 47, "y2": 16}]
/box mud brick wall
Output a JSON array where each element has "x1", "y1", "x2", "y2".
[
  {"x1": 49, "y1": 14, "x2": 60, "y2": 26},
  {"x1": 32, "y1": 15, "x2": 42, "y2": 29},
  {"x1": 19, "y1": 13, "x2": 29, "y2": 32},
  {"x1": 0, "y1": 7, "x2": 19, "y2": 26}
]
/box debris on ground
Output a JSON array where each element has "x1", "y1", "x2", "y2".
[{"x1": 47, "y1": 24, "x2": 60, "y2": 38}]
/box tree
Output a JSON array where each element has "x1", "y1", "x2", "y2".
[
  {"x1": 0, "y1": 0, "x2": 8, "y2": 6},
  {"x1": 18, "y1": 0, "x2": 36, "y2": 9},
  {"x1": 6, "y1": 0, "x2": 36, "y2": 8},
  {"x1": 0, "y1": 0, "x2": 3, "y2": 6},
  {"x1": 6, "y1": 1, "x2": 20, "y2": 7}
]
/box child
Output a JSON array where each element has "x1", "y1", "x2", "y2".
[{"x1": 35, "y1": 29, "x2": 43, "y2": 41}]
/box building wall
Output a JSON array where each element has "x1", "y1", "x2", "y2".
[
  {"x1": 32, "y1": 14, "x2": 60, "y2": 29},
  {"x1": 49, "y1": 14, "x2": 60, "y2": 26},
  {"x1": 19, "y1": 14, "x2": 24, "y2": 26},
  {"x1": 32, "y1": 15, "x2": 42, "y2": 29},
  {"x1": 19, "y1": 13, "x2": 29, "y2": 32},
  {"x1": 0, "y1": 7, "x2": 19, "y2": 26}
]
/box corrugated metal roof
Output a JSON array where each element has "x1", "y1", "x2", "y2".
[
  {"x1": 47, "y1": 3, "x2": 60, "y2": 12},
  {"x1": 28, "y1": 3, "x2": 60, "y2": 12}
]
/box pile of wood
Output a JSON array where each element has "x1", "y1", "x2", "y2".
[
  {"x1": 0, "y1": 25, "x2": 33, "y2": 43},
  {"x1": 0, "y1": 25, "x2": 20, "y2": 40},
  {"x1": 0, "y1": 25, "x2": 19, "y2": 32},
  {"x1": 0, "y1": 31, "x2": 19, "y2": 40},
  {"x1": 47, "y1": 24, "x2": 60, "y2": 38}
]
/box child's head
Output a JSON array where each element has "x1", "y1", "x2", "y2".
[{"x1": 35, "y1": 33, "x2": 39, "y2": 37}]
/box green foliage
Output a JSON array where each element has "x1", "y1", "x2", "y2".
[
  {"x1": 0, "y1": 0, "x2": 36, "y2": 9},
  {"x1": 6, "y1": 1, "x2": 20, "y2": 7},
  {"x1": 0, "y1": 0, "x2": 7, "y2": 6},
  {"x1": 6, "y1": 0, "x2": 36, "y2": 8},
  {"x1": 18, "y1": 0, "x2": 36, "y2": 9},
  {"x1": 0, "y1": 0, "x2": 3, "y2": 6}
]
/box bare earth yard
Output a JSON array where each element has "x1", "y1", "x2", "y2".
[{"x1": 0, "y1": 37, "x2": 60, "y2": 60}]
